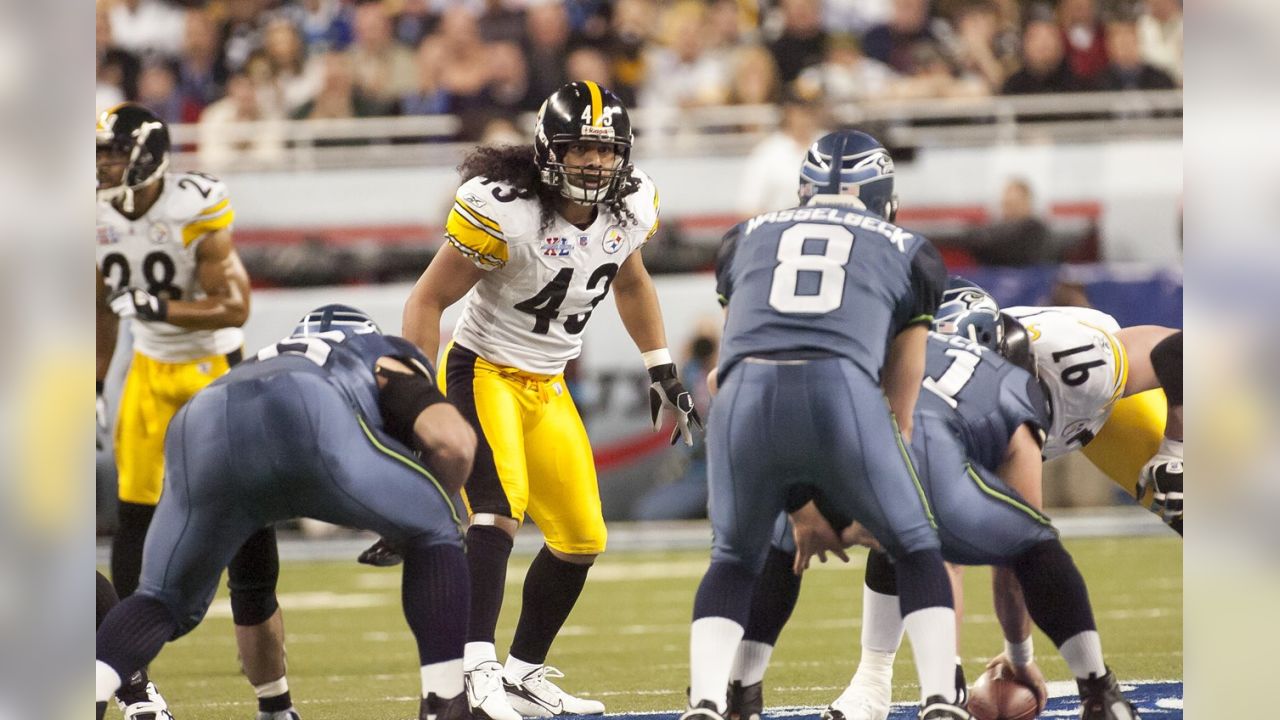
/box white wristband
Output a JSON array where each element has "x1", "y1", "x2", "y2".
[
  {"x1": 642, "y1": 348, "x2": 673, "y2": 369},
  {"x1": 1005, "y1": 636, "x2": 1035, "y2": 667},
  {"x1": 1157, "y1": 437, "x2": 1183, "y2": 460}
]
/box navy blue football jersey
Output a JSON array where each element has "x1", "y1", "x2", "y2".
[
  {"x1": 917, "y1": 332, "x2": 1050, "y2": 471},
  {"x1": 224, "y1": 328, "x2": 436, "y2": 439},
  {"x1": 715, "y1": 203, "x2": 946, "y2": 381}
]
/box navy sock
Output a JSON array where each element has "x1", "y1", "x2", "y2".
[
  {"x1": 510, "y1": 546, "x2": 591, "y2": 664},
  {"x1": 864, "y1": 548, "x2": 898, "y2": 596},
  {"x1": 693, "y1": 560, "x2": 758, "y2": 624},
  {"x1": 1011, "y1": 539, "x2": 1098, "y2": 646},
  {"x1": 465, "y1": 525, "x2": 512, "y2": 644},
  {"x1": 97, "y1": 595, "x2": 178, "y2": 686},
  {"x1": 111, "y1": 502, "x2": 156, "y2": 598},
  {"x1": 742, "y1": 547, "x2": 801, "y2": 645},
  {"x1": 894, "y1": 548, "x2": 953, "y2": 616},
  {"x1": 404, "y1": 539, "x2": 470, "y2": 665}
]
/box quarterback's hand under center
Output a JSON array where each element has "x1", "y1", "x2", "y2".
[
  {"x1": 647, "y1": 362, "x2": 704, "y2": 446},
  {"x1": 789, "y1": 500, "x2": 850, "y2": 576}
]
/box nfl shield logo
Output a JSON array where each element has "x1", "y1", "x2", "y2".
[{"x1": 578, "y1": 235, "x2": 590, "y2": 247}]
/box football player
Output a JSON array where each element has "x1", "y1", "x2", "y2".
[
  {"x1": 95, "y1": 103, "x2": 292, "y2": 719},
  {"x1": 690, "y1": 129, "x2": 967, "y2": 720},
  {"x1": 95, "y1": 305, "x2": 477, "y2": 720},
  {"x1": 97, "y1": 572, "x2": 173, "y2": 720},
  {"x1": 391, "y1": 81, "x2": 702, "y2": 720}
]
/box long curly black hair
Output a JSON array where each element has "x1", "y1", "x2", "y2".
[{"x1": 456, "y1": 144, "x2": 641, "y2": 232}]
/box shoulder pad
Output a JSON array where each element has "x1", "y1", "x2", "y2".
[
  {"x1": 446, "y1": 176, "x2": 531, "y2": 270},
  {"x1": 624, "y1": 169, "x2": 660, "y2": 241},
  {"x1": 169, "y1": 171, "x2": 234, "y2": 248}
]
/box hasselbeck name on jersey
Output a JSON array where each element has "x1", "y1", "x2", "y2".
[
  {"x1": 96, "y1": 171, "x2": 243, "y2": 362},
  {"x1": 444, "y1": 169, "x2": 660, "y2": 375}
]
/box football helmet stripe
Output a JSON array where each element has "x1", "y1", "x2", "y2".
[{"x1": 584, "y1": 80, "x2": 603, "y2": 127}]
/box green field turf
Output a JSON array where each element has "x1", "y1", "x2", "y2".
[{"x1": 120, "y1": 535, "x2": 1181, "y2": 719}]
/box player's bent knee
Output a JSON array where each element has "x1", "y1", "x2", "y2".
[
  {"x1": 1150, "y1": 331, "x2": 1183, "y2": 407},
  {"x1": 228, "y1": 527, "x2": 282, "y2": 627},
  {"x1": 548, "y1": 547, "x2": 597, "y2": 565}
]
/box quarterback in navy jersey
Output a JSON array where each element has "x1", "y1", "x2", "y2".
[{"x1": 95, "y1": 306, "x2": 478, "y2": 720}]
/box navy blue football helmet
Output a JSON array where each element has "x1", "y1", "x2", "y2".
[
  {"x1": 798, "y1": 130, "x2": 898, "y2": 221},
  {"x1": 933, "y1": 278, "x2": 1002, "y2": 350},
  {"x1": 292, "y1": 304, "x2": 381, "y2": 337}
]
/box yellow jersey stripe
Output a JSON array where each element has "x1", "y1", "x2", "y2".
[
  {"x1": 182, "y1": 208, "x2": 235, "y2": 247},
  {"x1": 645, "y1": 217, "x2": 660, "y2": 241},
  {"x1": 198, "y1": 198, "x2": 230, "y2": 217},
  {"x1": 446, "y1": 235, "x2": 505, "y2": 269},
  {"x1": 454, "y1": 196, "x2": 503, "y2": 232},
  {"x1": 585, "y1": 81, "x2": 603, "y2": 126},
  {"x1": 452, "y1": 204, "x2": 505, "y2": 241},
  {"x1": 652, "y1": 186, "x2": 660, "y2": 210}
]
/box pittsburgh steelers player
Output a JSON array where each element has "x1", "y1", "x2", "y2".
[
  {"x1": 393, "y1": 81, "x2": 702, "y2": 720},
  {"x1": 96, "y1": 103, "x2": 295, "y2": 720}
]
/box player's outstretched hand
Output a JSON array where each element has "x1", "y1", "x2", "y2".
[
  {"x1": 647, "y1": 363, "x2": 704, "y2": 446},
  {"x1": 108, "y1": 287, "x2": 168, "y2": 321},
  {"x1": 788, "y1": 501, "x2": 849, "y2": 576},
  {"x1": 984, "y1": 653, "x2": 1048, "y2": 714},
  {"x1": 1137, "y1": 453, "x2": 1183, "y2": 533},
  {"x1": 839, "y1": 521, "x2": 883, "y2": 552}
]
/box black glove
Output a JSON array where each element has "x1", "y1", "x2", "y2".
[
  {"x1": 108, "y1": 287, "x2": 168, "y2": 321},
  {"x1": 647, "y1": 363, "x2": 703, "y2": 446},
  {"x1": 357, "y1": 537, "x2": 403, "y2": 567},
  {"x1": 1137, "y1": 454, "x2": 1183, "y2": 533},
  {"x1": 96, "y1": 380, "x2": 107, "y2": 452}
]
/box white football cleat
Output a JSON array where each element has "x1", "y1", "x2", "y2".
[
  {"x1": 503, "y1": 665, "x2": 605, "y2": 717},
  {"x1": 465, "y1": 662, "x2": 522, "y2": 720},
  {"x1": 117, "y1": 682, "x2": 176, "y2": 720},
  {"x1": 823, "y1": 670, "x2": 893, "y2": 720}
]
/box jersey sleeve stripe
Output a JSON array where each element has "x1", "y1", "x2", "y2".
[
  {"x1": 446, "y1": 235, "x2": 505, "y2": 269},
  {"x1": 445, "y1": 208, "x2": 509, "y2": 267},
  {"x1": 182, "y1": 208, "x2": 236, "y2": 247},
  {"x1": 451, "y1": 204, "x2": 505, "y2": 241},
  {"x1": 198, "y1": 198, "x2": 230, "y2": 217},
  {"x1": 453, "y1": 197, "x2": 503, "y2": 233}
]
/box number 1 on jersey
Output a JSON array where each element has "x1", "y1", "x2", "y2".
[
  {"x1": 768, "y1": 223, "x2": 855, "y2": 314},
  {"x1": 923, "y1": 346, "x2": 982, "y2": 409}
]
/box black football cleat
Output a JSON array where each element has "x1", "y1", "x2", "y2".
[
  {"x1": 421, "y1": 692, "x2": 473, "y2": 720},
  {"x1": 681, "y1": 699, "x2": 727, "y2": 720},
  {"x1": 357, "y1": 537, "x2": 403, "y2": 567},
  {"x1": 725, "y1": 680, "x2": 763, "y2": 720},
  {"x1": 918, "y1": 695, "x2": 972, "y2": 720},
  {"x1": 1077, "y1": 669, "x2": 1140, "y2": 719},
  {"x1": 954, "y1": 662, "x2": 969, "y2": 708}
]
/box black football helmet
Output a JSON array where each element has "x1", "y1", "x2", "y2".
[
  {"x1": 97, "y1": 103, "x2": 170, "y2": 212},
  {"x1": 999, "y1": 312, "x2": 1037, "y2": 378},
  {"x1": 534, "y1": 81, "x2": 634, "y2": 205}
]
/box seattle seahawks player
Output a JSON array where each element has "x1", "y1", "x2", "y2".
[
  {"x1": 95, "y1": 306, "x2": 477, "y2": 720},
  {"x1": 687, "y1": 129, "x2": 966, "y2": 720}
]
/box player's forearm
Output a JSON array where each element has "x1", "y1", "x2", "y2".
[
  {"x1": 992, "y1": 565, "x2": 1033, "y2": 643},
  {"x1": 882, "y1": 325, "x2": 929, "y2": 440},
  {"x1": 614, "y1": 279, "x2": 669, "y2": 354},
  {"x1": 163, "y1": 295, "x2": 249, "y2": 330},
  {"x1": 402, "y1": 294, "x2": 445, "y2": 363}
]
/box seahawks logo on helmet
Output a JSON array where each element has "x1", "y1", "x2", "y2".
[
  {"x1": 292, "y1": 304, "x2": 381, "y2": 338},
  {"x1": 798, "y1": 130, "x2": 898, "y2": 221}
]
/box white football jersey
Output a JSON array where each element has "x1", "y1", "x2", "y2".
[
  {"x1": 1005, "y1": 306, "x2": 1127, "y2": 460},
  {"x1": 96, "y1": 171, "x2": 243, "y2": 363},
  {"x1": 446, "y1": 170, "x2": 660, "y2": 374}
]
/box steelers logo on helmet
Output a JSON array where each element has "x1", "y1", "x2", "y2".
[{"x1": 534, "y1": 81, "x2": 635, "y2": 205}]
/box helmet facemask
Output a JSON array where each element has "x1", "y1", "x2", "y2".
[
  {"x1": 96, "y1": 113, "x2": 169, "y2": 214},
  {"x1": 540, "y1": 137, "x2": 632, "y2": 205}
]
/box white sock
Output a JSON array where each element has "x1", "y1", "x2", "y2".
[
  {"x1": 851, "y1": 649, "x2": 896, "y2": 688},
  {"x1": 690, "y1": 617, "x2": 745, "y2": 712},
  {"x1": 729, "y1": 640, "x2": 773, "y2": 686},
  {"x1": 253, "y1": 676, "x2": 289, "y2": 699},
  {"x1": 902, "y1": 606, "x2": 958, "y2": 703},
  {"x1": 861, "y1": 586, "x2": 906, "y2": 653},
  {"x1": 96, "y1": 661, "x2": 122, "y2": 703},
  {"x1": 463, "y1": 642, "x2": 497, "y2": 671},
  {"x1": 422, "y1": 658, "x2": 465, "y2": 699},
  {"x1": 1059, "y1": 631, "x2": 1107, "y2": 679},
  {"x1": 503, "y1": 655, "x2": 542, "y2": 684}
]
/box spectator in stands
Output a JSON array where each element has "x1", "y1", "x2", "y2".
[
  {"x1": 893, "y1": 41, "x2": 990, "y2": 98},
  {"x1": 422, "y1": 5, "x2": 493, "y2": 116},
  {"x1": 724, "y1": 44, "x2": 782, "y2": 107},
  {"x1": 1057, "y1": 0, "x2": 1108, "y2": 86},
  {"x1": 989, "y1": 0, "x2": 1025, "y2": 75},
  {"x1": 737, "y1": 90, "x2": 824, "y2": 217},
  {"x1": 949, "y1": 177, "x2": 1055, "y2": 266},
  {"x1": 136, "y1": 60, "x2": 186, "y2": 124},
  {"x1": 97, "y1": 4, "x2": 139, "y2": 111},
  {"x1": 291, "y1": 50, "x2": 383, "y2": 119},
  {"x1": 604, "y1": 0, "x2": 658, "y2": 107},
  {"x1": 350, "y1": 0, "x2": 418, "y2": 114},
  {"x1": 391, "y1": 0, "x2": 436, "y2": 48},
  {"x1": 1002, "y1": 19, "x2": 1078, "y2": 94},
  {"x1": 481, "y1": 41, "x2": 536, "y2": 116},
  {"x1": 293, "y1": 0, "x2": 354, "y2": 53},
  {"x1": 705, "y1": 0, "x2": 751, "y2": 57},
  {"x1": 796, "y1": 34, "x2": 898, "y2": 104},
  {"x1": 943, "y1": 0, "x2": 1010, "y2": 94},
  {"x1": 1097, "y1": 18, "x2": 1176, "y2": 91},
  {"x1": 640, "y1": 1, "x2": 730, "y2": 111},
  {"x1": 768, "y1": 0, "x2": 828, "y2": 83},
  {"x1": 478, "y1": 0, "x2": 528, "y2": 45},
  {"x1": 824, "y1": 0, "x2": 894, "y2": 35},
  {"x1": 218, "y1": 0, "x2": 268, "y2": 74},
  {"x1": 565, "y1": 46, "x2": 615, "y2": 90},
  {"x1": 400, "y1": 39, "x2": 449, "y2": 116},
  {"x1": 1137, "y1": 0, "x2": 1182, "y2": 83},
  {"x1": 107, "y1": 0, "x2": 187, "y2": 58},
  {"x1": 198, "y1": 70, "x2": 287, "y2": 171},
  {"x1": 176, "y1": 9, "x2": 227, "y2": 116},
  {"x1": 524, "y1": 1, "x2": 572, "y2": 108},
  {"x1": 862, "y1": 0, "x2": 940, "y2": 76},
  {"x1": 263, "y1": 16, "x2": 323, "y2": 117},
  {"x1": 479, "y1": 116, "x2": 525, "y2": 146}
]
